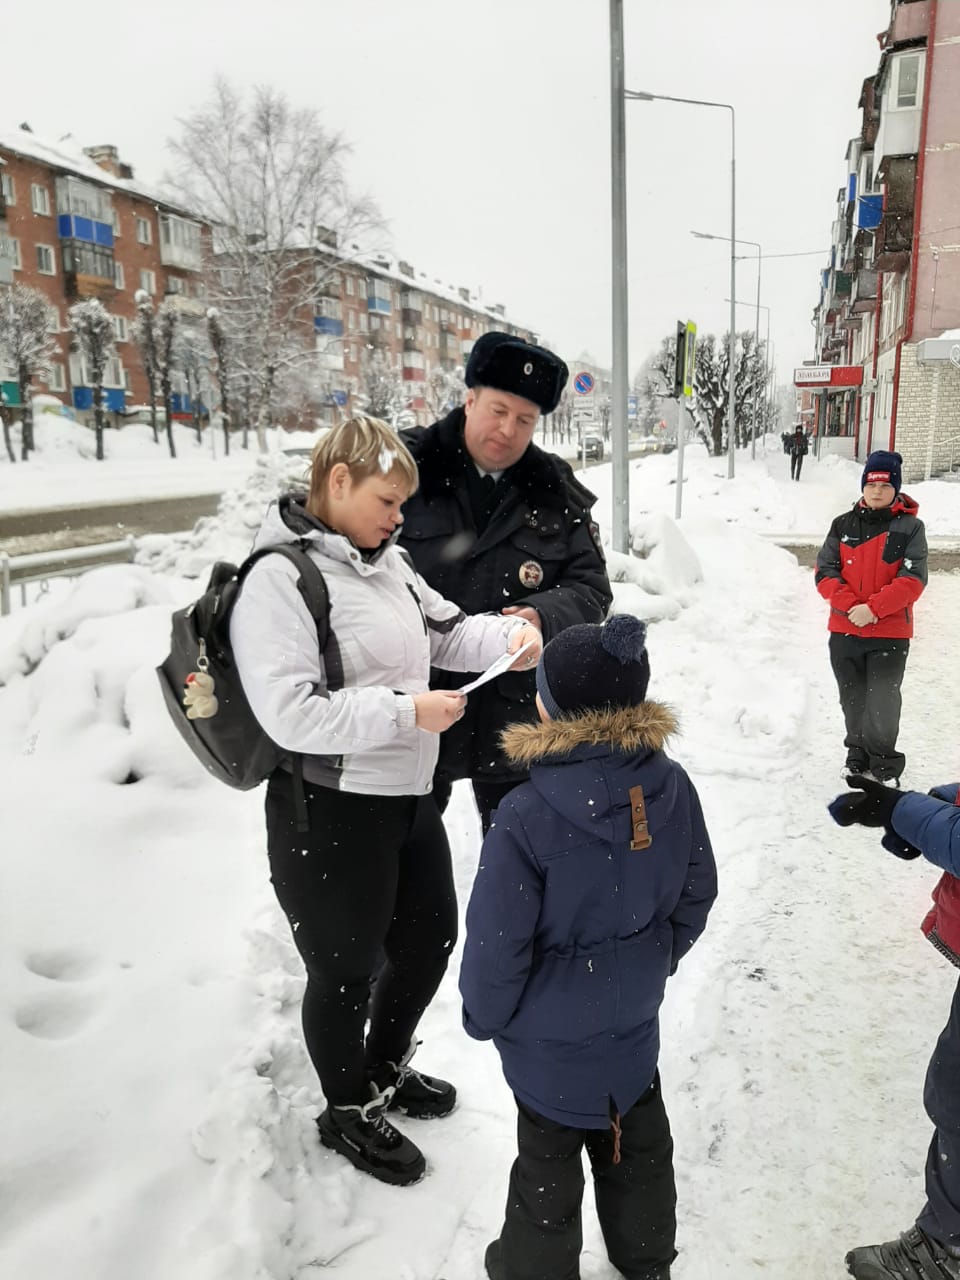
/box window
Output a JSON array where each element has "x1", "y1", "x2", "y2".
[
  {"x1": 0, "y1": 236, "x2": 21, "y2": 270},
  {"x1": 46, "y1": 307, "x2": 61, "y2": 334},
  {"x1": 62, "y1": 242, "x2": 114, "y2": 280},
  {"x1": 370, "y1": 315, "x2": 381, "y2": 331},
  {"x1": 36, "y1": 244, "x2": 56, "y2": 275},
  {"x1": 0, "y1": 173, "x2": 14, "y2": 205},
  {"x1": 114, "y1": 261, "x2": 125, "y2": 290},
  {"x1": 165, "y1": 276, "x2": 186, "y2": 295},
  {"x1": 345, "y1": 276, "x2": 355, "y2": 296},
  {"x1": 359, "y1": 313, "x2": 368, "y2": 332},
  {"x1": 136, "y1": 217, "x2": 152, "y2": 245},
  {"x1": 111, "y1": 315, "x2": 129, "y2": 342},
  {"x1": 140, "y1": 269, "x2": 156, "y2": 295},
  {"x1": 106, "y1": 357, "x2": 123, "y2": 387},
  {"x1": 123, "y1": 369, "x2": 132, "y2": 392},
  {"x1": 31, "y1": 184, "x2": 51, "y2": 215},
  {"x1": 315, "y1": 297, "x2": 342, "y2": 320},
  {"x1": 895, "y1": 53, "x2": 921, "y2": 109},
  {"x1": 347, "y1": 311, "x2": 357, "y2": 331},
  {"x1": 112, "y1": 209, "x2": 122, "y2": 235},
  {"x1": 47, "y1": 362, "x2": 66, "y2": 392}
]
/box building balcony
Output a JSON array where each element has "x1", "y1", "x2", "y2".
[
  {"x1": 401, "y1": 307, "x2": 422, "y2": 326},
  {"x1": 314, "y1": 316, "x2": 344, "y2": 337},
  {"x1": 850, "y1": 268, "x2": 879, "y2": 313},
  {"x1": 64, "y1": 271, "x2": 116, "y2": 302},
  {"x1": 316, "y1": 351, "x2": 344, "y2": 372},
  {"x1": 402, "y1": 366, "x2": 426, "y2": 382},
  {"x1": 159, "y1": 215, "x2": 202, "y2": 271},
  {"x1": 827, "y1": 271, "x2": 854, "y2": 310},
  {"x1": 855, "y1": 193, "x2": 883, "y2": 232},
  {"x1": 367, "y1": 295, "x2": 391, "y2": 316},
  {"x1": 58, "y1": 214, "x2": 114, "y2": 248},
  {"x1": 874, "y1": 211, "x2": 912, "y2": 271}
]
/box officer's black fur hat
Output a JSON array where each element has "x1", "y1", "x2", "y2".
[{"x1": 465, "y1": 332, "x2": 569, "y2": 415}]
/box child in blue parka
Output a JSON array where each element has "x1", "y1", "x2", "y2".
[{"x1": 460, "y1": 614, "x2": 717, "y2": 1280}]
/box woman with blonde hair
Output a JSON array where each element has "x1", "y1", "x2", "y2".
[{"x1": 231, "y1": 416, "x2": 540, "y2": 1186}]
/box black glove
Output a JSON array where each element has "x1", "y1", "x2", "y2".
[
  {"x1": 827, "y1": 775, "x2": 902, "y2": 828},
  {"x1": 881, "y1": 828, "x2": 922, "y2": 860}
]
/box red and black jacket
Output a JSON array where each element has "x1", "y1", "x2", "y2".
[{"x1": 815, "y1": 492, "x2": 927, "y2": 639}]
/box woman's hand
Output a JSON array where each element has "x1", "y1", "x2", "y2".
[
  {"x1": 413, "y1": 690, "x2": 467, "y2": 733},
  {"x1": 507, "y1": 624, "x2": 543, "y2": 672}
]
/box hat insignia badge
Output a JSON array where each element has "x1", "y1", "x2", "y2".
[
  {"x1": 523, "y1": 361, "x2": 533, "y2": 376},
  {"x1": 518, "y1": 559, "x2": 544, "y2": 588}
]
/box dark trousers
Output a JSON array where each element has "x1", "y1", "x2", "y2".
[
  {"x1": 790, "y1": 453, "x2": 804, "y2": 480},
  {"x1": 918, "y1": 974, "x2": 960, "y2": 1249},
  {"x1": 492, "y1": 1077, "x2": 676, "y2": 1280},
  {"x1": 265, "y1": 773, "x2": 457, "y2": 1105},
  {"x1": 829, "y1": 634, "x2": 909, "y2": 781},
  {"x1": 432, "y1": 770, "x2": 522, "y2": 835}
]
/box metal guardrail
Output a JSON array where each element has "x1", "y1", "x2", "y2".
[{"x1": 0, "y1": 536, "x2": 137, "y2": 616}]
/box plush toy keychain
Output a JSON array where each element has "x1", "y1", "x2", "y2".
[{"x1": 182, "y1": 642, "x2": 219, "y2": 720}]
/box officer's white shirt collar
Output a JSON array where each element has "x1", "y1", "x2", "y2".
[{"x1": 473, "y1": 462, "x2": 504, "y2": 483}]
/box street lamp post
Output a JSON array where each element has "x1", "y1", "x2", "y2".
[
  {"x1": 609, "y1": 0, "x2": 630, "y2": 553},
  {"x1": 627, "y1": 89, "x2": 737, "y2": 478}
]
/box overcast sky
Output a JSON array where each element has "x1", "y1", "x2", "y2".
[{"x1": 5, "y1": 0, "x2": 891, "y2": 386}]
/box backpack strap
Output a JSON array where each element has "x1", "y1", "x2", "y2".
[{"x1": 238, "y1": 541, "x2": 331, "y2": 833}]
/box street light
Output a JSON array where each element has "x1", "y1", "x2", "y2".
[
  {"x1": 694, "y1": 230, "x2": 762, "y2": 458},
  {"x1": 626, "y1": 88, "x2": 737, "y2": 480}
]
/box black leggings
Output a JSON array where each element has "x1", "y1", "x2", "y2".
[{"x1": 265, "y1": 773, "x2": 458, "y2": 1106}]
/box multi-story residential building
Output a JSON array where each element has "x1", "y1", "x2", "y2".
[
  {"x1": 0, "y1": 127, "x2": 207, "y2": 420},
  {"x1": 0, "y1": 123, "x2": 537, "y2": 431},
  {"x1": 808, "y1": 0, "x2": 960, "y2": 479}
]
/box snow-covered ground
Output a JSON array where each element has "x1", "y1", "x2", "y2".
[{"x1": 1, "y1": 431, "x2": 958, "y2": 1280}]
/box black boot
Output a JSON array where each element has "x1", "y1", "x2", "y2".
[
  {"x1": 372, "y1": 1040, "x2": 457, "y2": 1119},
  {"x1": 846, "y1": 1225, "x2": 960, "y2": 1278},
  {"x1": 316, "y1": 1093, "x2": 425, "y2": 1186}
]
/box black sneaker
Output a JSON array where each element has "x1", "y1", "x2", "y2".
[
  {"x1": 316, "y1": 1096, "x2": 425, "y2": 1186},
  {"x1": 846, "y1": 1225, "x2": 960, "y2": 1278},
  {"x1": 371, "y1": 1041, "x2": 457, "y2": 1118}
]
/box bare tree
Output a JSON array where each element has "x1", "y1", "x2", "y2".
[
  {"x1": 155, "y1": 301, "x2": 181, "y2": 459},
  {"x1": 206, "y1": 307, "x2": 231, "y2": 455},
  {"x1": 179, "y1": 324, "x2": 211, "y2": 445},
  {"x1": 0, "y1": 284, "x2": 58, "y2": 461},
  {"x1": 68, "y1": 299, "x2": 116, "y2": 462},
  {"x1": 131, "y1": 290, "x2": 160, "y2": 445},
  {"x1": 167, "y1": 80, "x2": 380, "y2": 450},
  {"x1": 420, "y1": 364, "x2": 463, "y2": 422},
  {"x1": 356, "y1": 347, "x2": 409, "y2": 424},
  {"x1": 647, "y1": 329, "x2": 767, "y2": 457}
]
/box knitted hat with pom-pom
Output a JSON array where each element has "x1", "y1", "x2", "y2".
[{"x1": 535, "y1": 614, "x2": 650, "y2": 718}]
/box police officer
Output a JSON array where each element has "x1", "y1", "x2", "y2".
[{"x1": 400, "y1": 332, "x2": 612, "y2": 833}]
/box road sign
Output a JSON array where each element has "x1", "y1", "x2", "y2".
[
  {"x1": 673, "y1": 322, "x2": 685, "y2": 398},
  {"x1": 627, "y1": 394, "x2": 638, "y2": 420},
  {"x1": 573, "y1": 372, "x2": 595, "y2": 395}
]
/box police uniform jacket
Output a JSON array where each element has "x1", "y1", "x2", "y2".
[{"x1": 399, "y1": 408, "x2": 612, "y2": 782}]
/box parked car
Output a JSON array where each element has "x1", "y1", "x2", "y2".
[{"x1": 579, "y1": 434, "x2": 605, "y2": 461}]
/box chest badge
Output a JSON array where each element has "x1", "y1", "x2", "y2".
[{"x1": 519, "y1": 559, "x2": 544, "y2": 589}]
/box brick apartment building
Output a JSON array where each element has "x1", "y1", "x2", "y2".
[
  {"x1": 0, "y1": 124, "x2": 537, "y2": 430},
  {"x1": 809, "y1": 0, "x2": 960, "y2": 480}
]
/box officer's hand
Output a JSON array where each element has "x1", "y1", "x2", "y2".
[
  {"x1": 502, "y1": 606, "x2": 542, "y2": 632},
  {"x1": 827, "y1": 775, "x2": 902, "y2": 828},
  {"x1": 412, "y1": 691, "x2": 466, "y2": 734},
  {"x1": 507, "y1": 625, "x2": 543, "y2": 671},
  {"x1": 847, "y1": 604, "x2": 878, "y2": 627}
]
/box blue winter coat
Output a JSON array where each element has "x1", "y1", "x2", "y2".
[{"x1": 459, "y1": 701, "x2": 717, "y2": 1129}]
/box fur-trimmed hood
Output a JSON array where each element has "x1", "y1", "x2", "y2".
[
  {"x1": 500, "y1": 701, "x2": 677, "y2": 766},
  {"x1": 496, "y1": 701, "x2": 680, "y2": 843}
]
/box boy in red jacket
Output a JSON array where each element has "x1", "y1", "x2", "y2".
[{"x1": 815, "y1": 450, "x2": 927, "y2": 785}]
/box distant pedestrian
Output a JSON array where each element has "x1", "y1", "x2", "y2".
[
  {"x1": 788, "y1": 425, "x2": 808, "y2": 480},
  {"x1": 815, "y1": 450, "x2": 927, "y2": 785},
  {"x1": 460, "y1": 614, "x2": 717, "y2": 1280},
  {"x1": 828, "y1": 772, "x2": 960, "y2": 1279}
]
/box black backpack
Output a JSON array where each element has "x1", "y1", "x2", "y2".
[{"x1": 157, "y1": 541, "x2": 329, "y2": 829}]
